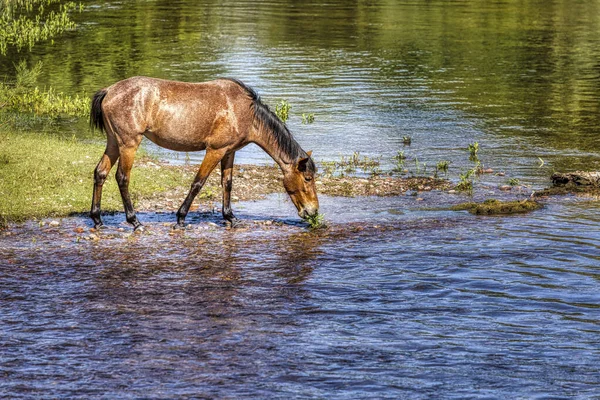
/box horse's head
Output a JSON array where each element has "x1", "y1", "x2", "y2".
[{"x1": 283, "y1": 151, "x2": 319, "y2": 219}]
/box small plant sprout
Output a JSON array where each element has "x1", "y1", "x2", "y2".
[
  {"x1": 457, "y1": 168, "x2": 476, "y2": 195},
  {"x1": 468, "y1": 141, "x2": 479, "y2": 162},
  {"x1": 436, "y1": 160, "x2": 450, "y2": 176},
  {"x1": 402, "y1": 136, "x2": 412, "y2": 146},
  {"x1": 393, "y1": 151, "x2": 406, "y2": 173},
  {"x1": 301, "y1": 113, "x2": 315, "y2": 124},
  {"x1": 305, "y1": 212, "x2": 326, "y2": 229},
  {"x1": 275, "y1": 100, "x2": 291, "y2": 123},
  {"x1": 507, "y1": 177, "x2": 520, "y2": 187}
]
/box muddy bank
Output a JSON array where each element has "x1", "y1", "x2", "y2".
[{"x1": 134, "y1": 159, "x2": 451, "y2": 212}]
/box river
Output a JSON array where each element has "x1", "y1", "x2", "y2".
[{"x1": 1, "y1": 0, "x2": 600, "y2": 398}]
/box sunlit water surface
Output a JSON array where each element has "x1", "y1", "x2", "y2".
[{"x1": 2, "y1": 0, "x2": 600, "y2": 398}]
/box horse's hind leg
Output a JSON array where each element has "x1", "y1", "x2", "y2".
[
  {"x1": 116, "y1": 143, "x2": 143, "y2": 231},
  {"x1": 175, "y1": 148, "x2": 226, "y2": 228},
  {"x1": 90, "y1": 139, "x2": 119, "y2": 229},
  {"x1": 220, "y1": 151, "x2": 240, "y2": 227}
]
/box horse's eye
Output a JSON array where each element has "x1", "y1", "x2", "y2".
[{"x1": 305, "y1": 176, "x2": 312, "y2": 182}]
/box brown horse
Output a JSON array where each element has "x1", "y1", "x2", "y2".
[{"x1": 89, "y1": 77, "x2": 319, "y2": 230}]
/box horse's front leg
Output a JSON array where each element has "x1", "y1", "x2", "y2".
[
  {"x1": 116, "y1": 145, "x2": 143, "y2": 231},
  {"x1": 175, "y1": 148, "x2": 226, "y2": 229},
  {"x1": 220, "y1": 151, "x2": 240, "y2": 227}
]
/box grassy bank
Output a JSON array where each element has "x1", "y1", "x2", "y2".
[{"x1": 0, "y1": 130, "x2": 194, "y2": 227}]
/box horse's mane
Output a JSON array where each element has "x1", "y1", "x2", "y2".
[{"x1": 223, "y1": 78, "x2": 316, "y2": 173}]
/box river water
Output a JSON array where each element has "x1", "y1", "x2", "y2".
[{"x1": 1, "y1": 0, "x2": 600, "y2": 398}]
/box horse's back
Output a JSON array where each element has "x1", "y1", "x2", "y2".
[{"x1": 101, "y1": 77, "x2": 253, "y2": 152}]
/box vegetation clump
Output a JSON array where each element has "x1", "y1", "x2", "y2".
[
  {"x1": 301, "y1": 113, "x2": 315, "y2": 124},
  {"x1": 452, "y1": 199, "x2": 542, "y2": 215},
  {"x1": 275, "y1": 99, "x2": 291, "y2": 123},
  {"x1": 305, "y1": 212, "x2": 326, "y2": 229},
  {"x1": 0, "y1": 0, "x2": 81, "y2": 55},
  {"x1": 0, "y1": 60, "x2": 89, "y2": 119}
]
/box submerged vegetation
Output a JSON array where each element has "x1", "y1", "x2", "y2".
[{"x1": 452, "y1": 199, "x2": 542, "y2": 215}]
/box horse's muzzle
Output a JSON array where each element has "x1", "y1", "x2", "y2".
[{"x1": 299, "y1": 206, "x2": 319, "y2": 219}]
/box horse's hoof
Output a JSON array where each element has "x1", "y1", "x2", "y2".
[
  {"x1": 133, "y1": 224, "x2": 145, "y2": 233},
  {"x1": 226, "y1": 218, "x2": 242, "y2": 228},
  {"x1": 172, "y1": 223, "x2": 185, "y2": 231}
]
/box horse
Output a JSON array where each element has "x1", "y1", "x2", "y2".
[{"x1": 89, "y1": 76, "x2": 319, "y2": 231}]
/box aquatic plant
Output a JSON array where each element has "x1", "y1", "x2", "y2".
[
  {"x1": 0, "y1": 0, "x2": 81, "y2": 55},
  {"x1": 402, "y1": 136, "x2": 412, "y2": 146},
  {"x1": 452, "y1": 199, "x2": 541, "y2": 215},
  {"x1": 392, "y1": 151, "x2": 406, "y2": 173},
  {"x1": 301, "y1": 113, "x2": 315, "y2": 124},
  {"x1": 436, "y1": 160, "x2": 450, "y2": 176},
  {"x1": 507, "y1": 177, "x2": 520, "y2": 187},
  {"x1": 468, "y1": 141, "x2": 479, "y2": 162},
  {"x1": 305, "y1": 212, "x2": 325, "y2": 229},
  {"x1": 275, "y1": 99, "x2": 291, "y2": 123}
]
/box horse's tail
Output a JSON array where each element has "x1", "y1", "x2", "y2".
[{"x1": 90, "y1": 89, "x2": 108, "y2": 132}]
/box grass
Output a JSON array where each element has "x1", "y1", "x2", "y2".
[
  {"x1": 452, "y1": 199, "x2": 542, "y2": 215},
  {"x1": 305, "y1": 212, "x2": 325, "y2": 229},
  {"x1": 456, "y1": 168, "x2": 475, "y2": 195},
  {"x1": 0, "y1": 130, "x2": 194, "y2": 228}
]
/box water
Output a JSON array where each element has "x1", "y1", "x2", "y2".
[
  {"x1": 1, "y1": 196, "x2": 600, "y2": 398},
  {"x1": 2, "y1": 0, "x2": 600, "y2": 397}
]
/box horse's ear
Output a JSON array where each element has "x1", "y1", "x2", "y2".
[{"x1": 297, "y1": 154, "x2": 311, "y2": 172}]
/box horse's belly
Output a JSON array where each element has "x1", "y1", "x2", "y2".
[{"x1": 144, "y1": 130, "x2": 207, "y2": 152}]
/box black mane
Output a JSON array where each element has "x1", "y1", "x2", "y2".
[{"x1": 224, "y1": 78, "x2": 316, "y2": 173}]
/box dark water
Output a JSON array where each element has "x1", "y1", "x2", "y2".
[{"x1": 2, "y1": 0, "x2": 600, "y2": 398}]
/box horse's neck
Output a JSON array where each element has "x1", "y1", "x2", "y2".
[{"x1": 250, "y1": 127, "x2": 296, "y2": 172}]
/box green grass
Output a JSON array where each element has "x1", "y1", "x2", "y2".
[
  {"x1": 305, "y1": 212, "x2": 325, "y2": 229},
  {"x1": 0, "y1": 130, "x2": 192, "y2": 227}
]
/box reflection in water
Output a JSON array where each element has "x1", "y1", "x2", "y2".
[{"x1": 5, "y1": 0, "x2": 600, "y2": 180}]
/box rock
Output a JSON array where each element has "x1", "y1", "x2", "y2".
[
  {"x1": 49, "y1": 220, "x2": 60, "y2": 227},
  {"x1": 551, "y1": 171, "x2": 600, "y2": 187},
  {"x1": 448, "y1": 190, "x2": 457, "y2": 194},
  {"x1": 499, "y1": 185, "x2": 512, "y2": 191}
]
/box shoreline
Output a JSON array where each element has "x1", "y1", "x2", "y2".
[{"x1": 132, "y1": 158, "x2": 452, "y2": 213}]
